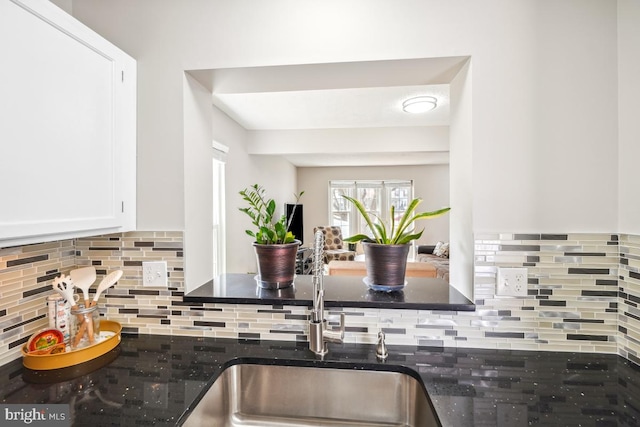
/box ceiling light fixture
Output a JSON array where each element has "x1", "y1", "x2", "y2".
[{"x1": 402, "y1": 96, "x2": 437, "y2": 114}]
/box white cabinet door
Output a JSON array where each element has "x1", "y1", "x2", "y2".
[{"x1": 0, "y1": 0, "x2": 136, "y2": 247}]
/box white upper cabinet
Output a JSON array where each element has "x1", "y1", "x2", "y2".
[{"x1": 0, "y1": 0, "x2": 136, "y2": 247}]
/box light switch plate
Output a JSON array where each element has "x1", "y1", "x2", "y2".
[
  {"x1": 142, "y1": 261, "x2": 168, "y2": 287},
  {"x1": 496, "y1": 267, "x2": 528, "y2": 296}
]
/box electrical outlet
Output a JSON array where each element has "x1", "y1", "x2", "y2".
[
  {"x1": 143, "y1": 261, "x2": 168, "y2": 287},
  {"x1": 496, "y1": 267, "x2": 528, "y2": 296}
]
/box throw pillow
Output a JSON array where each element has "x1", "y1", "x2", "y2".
[
  {"x1": 440, "y1": 242, "x2": 450, "y2": 258},
  {"x1": 434, "y1": 241, "x2": 450, "y2": 258},
  {"x1": 432, "y1": 241, "x2": 443, "y2": 255}
]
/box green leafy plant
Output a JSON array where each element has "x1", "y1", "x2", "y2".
[
  {"x1": 239, "y1": 184, "x2": 304, "y2": 244},
  {"x1": 342, "y1": 195, "x2": 450, "y2": 245}
]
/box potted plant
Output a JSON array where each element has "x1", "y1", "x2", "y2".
[
  {"x1": 239, "y1": 184, "x2": 304, "y2": 289},
  {"x1": 342, "y1": 195, "x2": 450, "y2": 291}
]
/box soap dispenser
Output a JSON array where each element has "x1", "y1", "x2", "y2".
[{"x1": 376, "y1": 331, "x2": 388, "y2": 361}]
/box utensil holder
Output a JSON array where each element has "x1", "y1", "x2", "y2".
[{"x1": 70, "y1": 304, "x2": 100, "y2": 349}]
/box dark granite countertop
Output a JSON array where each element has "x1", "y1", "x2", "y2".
[
  {"x1": 185, "y1": 273, "x2": 475, "y2": 311},
  {"x1": 1, "y1": 334, "x2": 639, "y2": 426}
]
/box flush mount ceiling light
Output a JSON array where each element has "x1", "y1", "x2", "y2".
[{"x1": 402, "y1": 96, "x2": 438, "y2": 114}]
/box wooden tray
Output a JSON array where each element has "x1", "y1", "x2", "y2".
[{"x1": 22, "y1": 320, "x2": 122, "y2": 370}]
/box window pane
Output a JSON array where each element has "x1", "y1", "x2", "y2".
[
  {"x1": 331, "y1": 187, "x2": 350, "y2": 212},
  {"x1": 388, "y1": 184, "x2": 411, "y2": 222},
  {"x1": 357, "y1": 186, "x2": 381, "y2": 236},
  {"x1": 389, "y1": 186, "x2": 409, "y2": 209},
  {"x1": 357, "y1": 186, "x2": 381, "y2": 213},
  {"x1": 330, "y1": 187, "x2": 352, "y2": 236},
  {"x1": 331, "y1": 211, "x2": 350, "y2": 237}
]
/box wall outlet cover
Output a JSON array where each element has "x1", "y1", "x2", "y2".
[
  {"x1": 143, "y1": 261, "x2": 168, "y2": 287},
  {"x1": 496, "y1": 267, "x2": 528, "y2": 297}
]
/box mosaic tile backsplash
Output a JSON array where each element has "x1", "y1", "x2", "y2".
[{"x1": 1, "y1": 231, "x2": 639, "y2": 368}]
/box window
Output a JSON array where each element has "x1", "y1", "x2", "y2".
[
  {"x1": 212, "y1": 141, "x2": 228, "y2": 277},
  {"x1": 329, "y1": 180, "x2": 413, "y2": 239}
]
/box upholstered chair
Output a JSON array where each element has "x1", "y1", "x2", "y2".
[{"x1": 313, "y1": 226, "x2": 356, "y2": 263}]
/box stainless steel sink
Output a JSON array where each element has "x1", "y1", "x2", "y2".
[{"x1": 181, "y1": 361, "x2": 441, "y2": 426}]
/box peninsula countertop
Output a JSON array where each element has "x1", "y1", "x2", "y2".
[
  {"x1": 185, "y1": 273, "x2": 475, "y2": 311},
  {"x1": 2, "y1": 333, "x2": 639, "y2": 426}
]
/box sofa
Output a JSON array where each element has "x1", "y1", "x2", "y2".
[{"x1": 415, "y1": 244, "x2": 450, "y2": 282}]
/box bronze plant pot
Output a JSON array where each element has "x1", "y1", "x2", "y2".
[
  {"x1": 253, "y1": 240, "x2": 300, "y2": 289},
  {"x1": 363, "y1": 242, "x2": 411, "y2": 289}
]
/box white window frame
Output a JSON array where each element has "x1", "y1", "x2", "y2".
[{"x1": 328, "y1": 180, "x2": 414, "y2": 240}]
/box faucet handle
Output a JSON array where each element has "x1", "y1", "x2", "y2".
[{"x1": 324, "y1": 312, "x2": 345, "y2": 343}]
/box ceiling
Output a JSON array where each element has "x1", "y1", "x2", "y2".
[
  {"x1": 192, "y1": 56, "x2": 468, "y2": 167},
  {"x1": 214, "y1": 84, "x2": 450, "y2": 130}
]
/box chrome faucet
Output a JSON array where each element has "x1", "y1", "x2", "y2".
[{"x1": 309, "y1": 230, "x2": 345, "y2": 355}]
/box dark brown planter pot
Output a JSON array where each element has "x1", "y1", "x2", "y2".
[
  {"x1": 363, "y1": 242, "x2": 410, "y2": 288},
  {"x1": 253, "y1": 240, "x2": 300, "y2": 289}
]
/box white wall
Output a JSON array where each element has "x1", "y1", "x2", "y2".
[
  {"x1": 468, "y1": 1, "x2": 618, "y2": 233},
  {"x1": 247, "y1": 127, "x2": 449, "y2": 155},
  {"x1": 230, "y1": 156, "x2": 298, "y2": 275},
  {"x1": 209, "y1": 88, "x2": 299, "y2": 277},
  {"x1": 449, "y1": 60, "x2": 473, "y2": 296},
  {"x1": 297, "y1": 165, "x2": 450, "y2": 248},
  {"x1": 72, "y1": 0, "x2": 620, "y2": 229},
  {"x1": 49, "y1": 0, "x2": 72, "y2": 14},
  {"x1": 183, "y1": 74, "x2": 214, "y2": 292},
  {"x1": 70, "y1": 0, "x2": 622, "y2": 290},
  {"x1": 618, "y1": 0, "x2": 640, "y2": 234},
  {"x1": 184, "y1": 73, "x2": 298, "y2": 287}
]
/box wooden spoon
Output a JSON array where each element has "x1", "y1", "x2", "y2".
[
  {"x1": 70, "y1": 266, "x2": 96, "y2": 308},
  {"x1": 73, "y1": 308, "x2": 96, "y2": 347}
]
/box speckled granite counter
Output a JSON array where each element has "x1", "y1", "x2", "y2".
[
  {"x1": 1, "y1": 334, "x2": 639, "y2": 426},
  {"x1": 185, "y1": 273, "x2": 475, "y2": 311}
]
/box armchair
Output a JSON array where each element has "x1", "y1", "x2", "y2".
[{"x1": 313, "y1": 226, "x2": 356, "y2": 263}]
